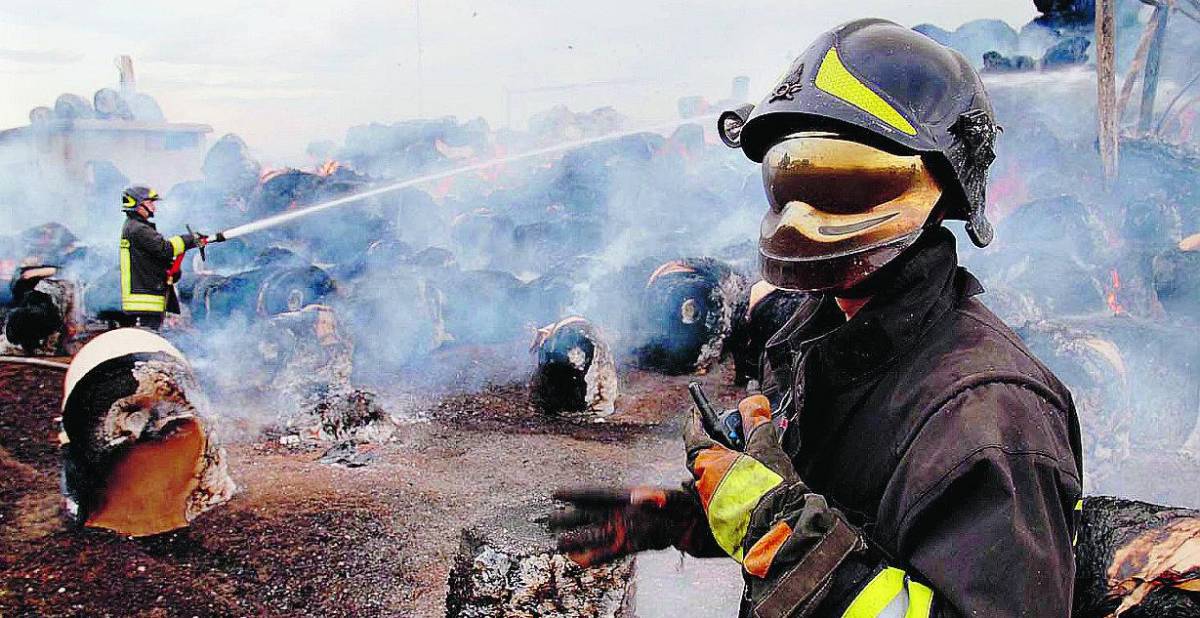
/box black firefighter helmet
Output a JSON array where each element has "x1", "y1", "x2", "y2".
[
  {"x1": 121, "y1": 185, "x2": 160, "y2": 211},
  {"x1": 719, "y1": 18, "x2": 1000, "y2": 292}
]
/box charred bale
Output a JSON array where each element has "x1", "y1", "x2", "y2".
[
  {"x1": 1073, "y1": 496, "x2": 1200, "y2": 618},
  {"x1": 727, "y1": 281, "x2": 814, "y2": 385},
  {"x1": 2, "y1": 266, "x2": 78, "y2": 355},
  {"x1": 446, "y1": 503, "x2": 636, "y2": 618},
  {"x1": 632, "y1": 258, "x2": 747, "y2": 375},
  {"x1": 60, "y1": 328, "x2": 236, "y2": 537},
  {"x1": 529, "y1": 317, "x2": 618, "y2": 418}
]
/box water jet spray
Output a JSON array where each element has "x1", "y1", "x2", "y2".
[{"x1": 213, "y1": 115, "x2": 718, "y2": 242}]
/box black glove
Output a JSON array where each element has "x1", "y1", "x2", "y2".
[{"x1": 550, "y1": 486, "x2": 720, "y2": 566}]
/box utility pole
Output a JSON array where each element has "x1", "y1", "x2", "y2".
[{"x1": 1096, "y1": 0, "x2": 1119, "y2": 181}]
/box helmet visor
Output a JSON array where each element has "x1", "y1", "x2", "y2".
[{"x1": 757, "y1": 134, "x2": 943, "y2": 291}]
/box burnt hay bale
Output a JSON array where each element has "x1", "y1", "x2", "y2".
[
  {"x1": 1073, "y1": 496, "x2": 1200, "y2": 618},
  {"x1": 529, "y1": 316, "x2": 618, "y2": 418},
  {"x1": 727, "y1": 281, "x2": 814, "y2": 385},
  {"x1": 61, "y1": 328, "x2": 236, "y2": 537},
  {"x1": 632, "y1": 258, "x2": 747, "y2": 375}
]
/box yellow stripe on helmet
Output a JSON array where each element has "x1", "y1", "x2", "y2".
[{"x1": 814, "y1": 47, "x2": 917, "y2": 137}]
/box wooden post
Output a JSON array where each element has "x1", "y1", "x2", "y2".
[
  {"x1": 1096, "y1": 0, "x2": 1119, "y2": 181},
  {"x1": 1139, "y1": 5, "x2": 1171, "y2": 134},
  {"x1": 1117, "y1": 8, "x2": 1163, "y2": 121}
]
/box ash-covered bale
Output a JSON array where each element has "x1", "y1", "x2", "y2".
[
  {"x1": 60, "y1": 328, "x2": 236, "y2": 537},
  {"x1": 631, "y1": 258, "x2": 747, "y2": 375},
  {"x1": 1016, "y1": 317, "x2": 1200, "y2": 475},
  {"x1": 1074, "y1": 496, "x2": 1200, "y2": 618},
  {"x1": 2, "y1": 266, "x2": 79, "y2": 355},
  {"x1": 727, "y1": 281, "x2": 814, "y2": 385},
  {"x1": 1041, "y1": 36, "x2": 1089, "y2": 68},
  {"x1": 529, "y1": 317, "x2": 618, "y2": 418},
  {"x1": 446, "y1": 503, "x2": 636, "y2": 618},
  {"x1": 450, "y1": 209, "x2": 516, "y2": 270},
  {"x1": 250, "y1": 306, "x2": 393, "y2": 442}
]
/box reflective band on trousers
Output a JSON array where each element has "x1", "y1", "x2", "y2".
[
  {"x1": 119, "y1": 238, "x2": 166, "y2": 313},
  {"x1": 841, "y1": 567, "x2": 933, "y2": 618},
  {"x1": 706, "y1": 455, "x2": 783, "y2": 562}
]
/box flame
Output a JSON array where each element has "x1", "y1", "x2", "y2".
[
  {"x1": 317, "y1": 159, "x2": 342, "y2": 177},
  {"x1": 1106, "y1": 269, "x2": 1126, "y2": 315}
]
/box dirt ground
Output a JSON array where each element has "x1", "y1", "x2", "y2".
[
  {"x1": 5, "y1": 351, "x2": 1199, "y2": 617},
  {"x1": 0, "y1": 359, "x2": 745, "y2": 618}
]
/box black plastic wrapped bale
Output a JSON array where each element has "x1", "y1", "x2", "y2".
[
  {"x1": 529, "y1": 317, "x2": 618, "y2": 418},
  {"x1": 60, "y1": 328, "x2": 236, "y2": 537},
  {"x1": 632, "y1": 258, "x2": 747, "y2": 375},
  {"x1": 727, "y1": 281, "x2": 814, "y2": 385},
  {"x1": 446, "y1": 503, "x2": 636, "y2": 618},
  {"x1": 1073, "y1": 496, "x2": 1200, "y2": 618},
  {"x1": 190, "y1": 264, "x2": 335, "y2": 322},
  {"x1": 2, "y1": 266, "x2": 78, "y2": 355}
]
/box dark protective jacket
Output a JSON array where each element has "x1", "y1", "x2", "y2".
[
  {"x1": 119, "y1": 213, "x2": 196, "y2": 315},
  {"x1": 751, "y1": 227, "x2": 1084, "y2": 617}
]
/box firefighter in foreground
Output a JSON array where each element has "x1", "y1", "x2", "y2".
[
  {"x1": 119, "y1": 186, "x2": 208, "y2": 329},
  {"x1": 552, "y1": 19, "x2": 1083, "y2": 617}
]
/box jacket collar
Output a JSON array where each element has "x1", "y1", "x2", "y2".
[
  {"x1": 766, "y1": 227, "x2": 984, "y2": 388},
  {"x1": 126, "y1": 211, "x2": 156, "y2": 228}
]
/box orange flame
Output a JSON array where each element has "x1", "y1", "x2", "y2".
[
  {"x1": 1106, "y1": 269, "x2": 1126, "y2": 315},
  {"x1": 317, "y1": 159, "x2": 342, "y2": 177}
]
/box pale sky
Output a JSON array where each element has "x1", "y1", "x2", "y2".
[{"x1": 0, "y1": 1, "x2": 1038, "y2": 162}]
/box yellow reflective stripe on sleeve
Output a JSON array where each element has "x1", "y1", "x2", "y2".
[
  {"x1": 706, "y1": 455, "x2": 783, "y2": 561},
  {"x1": 842, "y1": 567, "x2": 905, "y2": 617},
  {"x1": 814, "y1": 47, "x2": 917, "y2": 136},
  {"x1": 169, "y1": 235, "x2": 186, "y2": 257},
  {"x1": 905, "y1": 580, "x2": 933, "y2": 618},
  {"x1": 842, "y1": 568, "x2": 934, "y2": 618}
]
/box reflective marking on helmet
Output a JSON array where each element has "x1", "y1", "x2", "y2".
[
  {"x1": 817, "y1": 212, "x2": 899, "y2": 236},
  {"x1": 814, "y1": 47, "x2": 917, "y2": 137}
]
